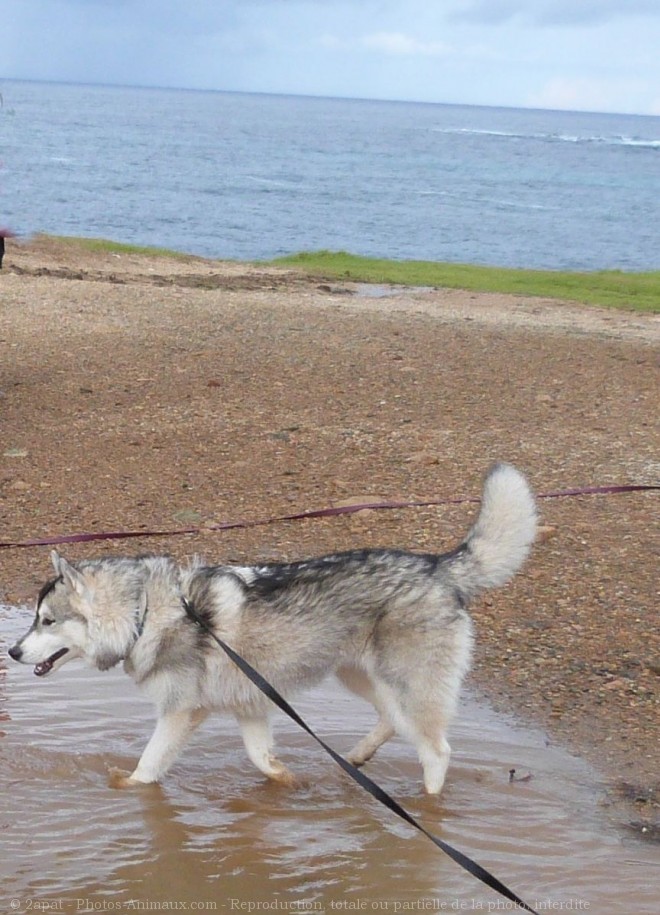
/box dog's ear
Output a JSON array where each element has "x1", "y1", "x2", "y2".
[
  {"x1": 51, "y1": 549, "x2": 63, "y2": 576},
  {"x1": 51, "y1": 550, "x2": 88, "y2": 598}
]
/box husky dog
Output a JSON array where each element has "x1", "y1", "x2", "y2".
[{"x1": 8, "y1": 463, "x2": 535, "y2": 794}]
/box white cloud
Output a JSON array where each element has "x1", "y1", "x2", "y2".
[
  {"x1": 361, "y1": 32, "x2": 450, "y2": 57},
  {"x1": 527, "y1": 75, "x2": 652, "y2": 113},
  {"x1": 528, "y1": 77, "x2": 609, "y2": 111},
  {"x1": 449, "y1": 0, "x2": 660, "y2": 26}
]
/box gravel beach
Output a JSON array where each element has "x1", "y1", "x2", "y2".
[{"x1": 1, "y1": 236, "x2": 658, "y2": 837}]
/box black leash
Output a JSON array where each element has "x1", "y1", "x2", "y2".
[{"x1": 182, "y1": 597, "x2": 539, "y2": 914}]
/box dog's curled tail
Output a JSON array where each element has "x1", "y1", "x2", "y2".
[{"x1": 451, "y1": 463, "x2": 537, "y2": 601}]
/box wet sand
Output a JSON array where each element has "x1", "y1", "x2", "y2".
[{"x1": 1, "y1": 236, "x2": 658, "y2": 841}]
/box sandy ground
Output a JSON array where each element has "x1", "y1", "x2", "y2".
[{"x1": 1, "y1": 236, "x2": 658, "y2": 837}]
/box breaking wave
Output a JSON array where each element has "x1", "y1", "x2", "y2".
[{"x1": 433, "y1": 127, "x2": 660, "y2": 149}]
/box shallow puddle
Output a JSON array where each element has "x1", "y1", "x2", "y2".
[
  {"x1": 353, "y1": 284, "x2": 434, "y2": 298},
  {"x1": 1, "y1": 604, "x2": 657, "y2": 914}
]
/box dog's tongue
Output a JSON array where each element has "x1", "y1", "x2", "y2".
[
  {"x1": 34, "y1": 648, "x2": 69, "y2": 677},
  {"x1": 34, "y1": 661, "x2": 52, "y2": 677}
]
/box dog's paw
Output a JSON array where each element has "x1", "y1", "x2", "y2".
[
  {"x1": 108, "y1": 767, "x2": 142, "y2": 789},
  {"x1": 267, "y1": 762, "x2": 300, "y2": 789}
]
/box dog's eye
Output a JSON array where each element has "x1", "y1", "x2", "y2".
[{"x1": 41, "y1": 618, "x2": 56, "y2": 627}]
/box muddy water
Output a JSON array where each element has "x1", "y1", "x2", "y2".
[{"x1": 1, "y1": 605, "x2": 657, "y2": 915}]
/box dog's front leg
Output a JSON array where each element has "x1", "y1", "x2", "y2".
[
  {"x1": 237, "y1": 715, "x2": 297, "y2": 787},
  {"x1": 109, "y1": 708, "x2": 209, "y2": 789}
]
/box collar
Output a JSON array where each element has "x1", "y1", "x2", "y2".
[{"x1": 134, "y1": 601, "x2": 149, "y2": 639}]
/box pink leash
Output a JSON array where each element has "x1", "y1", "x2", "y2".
[{"x1": 0, "y1": 483, "x2": 657, "y2": 551}]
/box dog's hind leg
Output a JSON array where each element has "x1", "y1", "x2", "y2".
[
  {"x1": 344, "y1": 668, "x2": 453, "y2": 794},
  {"x1": 237, "y1": 715, "x2": 297, "y2": 787},
  {"x1": 345, "y1": 718, "x2": 395, "y2": 767},
  {"x1": 399, "y1": 700, "x2": 454, "y2": 795},
  {"x1": 336, "y1": 666, "x2": 395, "y2": 767},
  {"x1": 109, "y1": 707, "x2": 209, "y2": 788},
  {"x1": 416, "y1": 732, "x2": 452, "y2": 795}
]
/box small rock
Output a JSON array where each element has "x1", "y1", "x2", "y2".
[
  {"x1": 406, "y1": 451, "x2": 440, "y2": 465},
  {"x1": 333, "y1": 495, "x2": 384, "y2": 509},
  {"x1": 537, "y1": 524, "x2": 558, "y2": 543},
  {"x1": 172, "y1": 509, "x2": 202, "y2": 524},
  {"x1": 603, "y1": 678, "x2": 626, "y2": 690}
]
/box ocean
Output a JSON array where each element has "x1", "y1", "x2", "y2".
[{"x1": 1, "y1": 79, "x2": 659, "y2": 270}]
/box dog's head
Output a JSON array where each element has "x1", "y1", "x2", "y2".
[{"x1": 8, "y1": 550, "x2": 142, "y2": 676}]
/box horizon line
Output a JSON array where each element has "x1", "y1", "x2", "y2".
[{"x1": 1, "y1": 74, "x2": 658, "y2": 120}]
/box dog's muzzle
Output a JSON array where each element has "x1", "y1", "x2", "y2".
[
  {"x1": 34, "y1": 648, "x2": 70, "y2": 676},
  {"x1": 8, "y1": 643, "x2": 70, "y2": 676}
]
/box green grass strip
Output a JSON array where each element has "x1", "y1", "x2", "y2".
[
  {"x1": 42, "y1": 237, "x2": 659, "y2": 312},
  {"x1": 52, "y1": 234, "x2": 193, "y2": 260},
  {"x1": 272, "y1": 251, "x2": 660, "y2": 313}
]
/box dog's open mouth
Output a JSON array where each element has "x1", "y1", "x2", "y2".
[{"x1": 34, "y1": 648, "x2": 70, "y2": 677}]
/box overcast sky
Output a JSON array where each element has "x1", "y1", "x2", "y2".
[{"x1": 2, "y1": 0, "x2": 660, "y2": 115}]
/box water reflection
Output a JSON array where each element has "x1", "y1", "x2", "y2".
[{"x1": 1, "y1": 605, "x2": 658, "y2": 914}]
